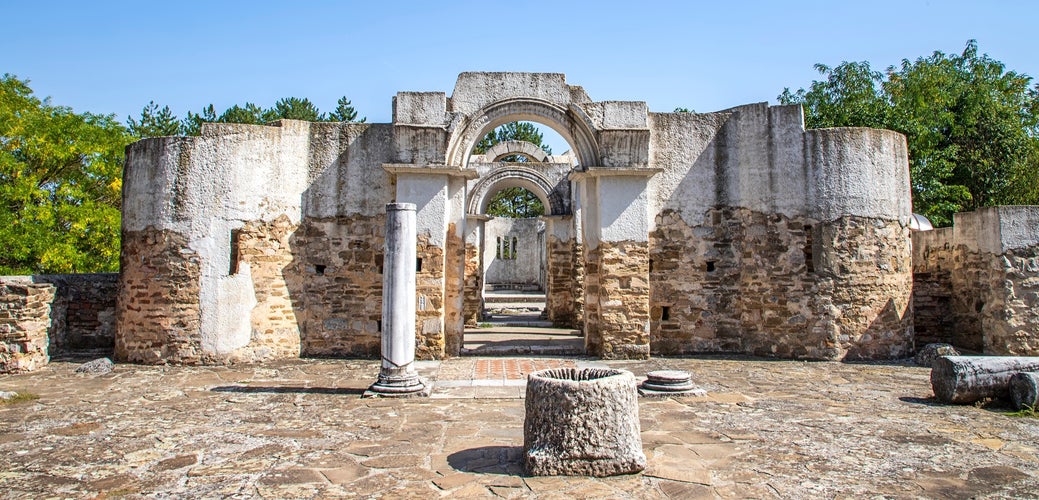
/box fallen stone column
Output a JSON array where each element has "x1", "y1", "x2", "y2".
[
  {"x1": 1009, "y1": 372, "x2": 1039, "y2": 411},
  {"x1": 524, "y1": 367, "x2": 646, "y2": 476},
  {"x1": 931, "y1": 356, "x2": 1039, "y2": 404}
]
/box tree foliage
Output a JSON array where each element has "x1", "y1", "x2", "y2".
[
  {"x1": 129, "y1": 96, "x2": 367, "y2": 138},
  {"x1": 473, "y1": 122, "x2": 552, "y2": 161},
  {"x1": 486, "y1": 188, "x2": 545, "y2": 218},
  {"x1": 780, "y1": 41, "x2": 1039, "y2": 226},
  {"x1": 0, "y1": 74, "x2": 130, "y2": 274}
]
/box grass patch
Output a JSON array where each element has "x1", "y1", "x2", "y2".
[
  {"x1": 477, "y1": 323, "x2": 493, "y2": 328},
  {"x1": 0, "y1": 392, "x2": 40, "y2": 405},
  {"x1": 1006, "y1": 405, "x2": 1039, "y2": 419}
]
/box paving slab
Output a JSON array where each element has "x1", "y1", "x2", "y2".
[{"x1": 1, "y1": 357, "x2": 1038, "y2": 498}]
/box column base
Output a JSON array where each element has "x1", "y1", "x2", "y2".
[{"x1": 364, "y1": 373, "x2": 430, "y2": 398}]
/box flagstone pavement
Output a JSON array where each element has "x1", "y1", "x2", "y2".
[{"x1": 1, "y1": 356, "x2": 1038, "y2": 498}]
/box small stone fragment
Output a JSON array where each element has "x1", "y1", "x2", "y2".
[
  {"x1": 0, "y1": 391, "x2": 17, "y2": 401},
  {"x1": 914, "y1": 343, "x2": 960, "y2": 367},
  {"x1": 76, "y1": 358, "x2": 114, "y2": 374}
]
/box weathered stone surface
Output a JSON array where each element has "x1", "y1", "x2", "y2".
[
  {"x1": 75, "y1": 357, "x2": 113, "y2": 374},
  {"x1": 930, "y1": 356, "x2": 1039, "y2": 403},
  {"x1": 0, "y1": 281, "x2": 56, "y2": 373},
  {"x1": 1009, "y1": 371, "x2": 1039, "y2": 410},
  {"x1": 650, "y1": 208, "x2": 912, "y2": 360},
  {"x1": 914, "y1": 343, "x2": 960, "y2": 367},
  {"x1": 524, "y1": 368, "x2": 646, "y2": 476}
]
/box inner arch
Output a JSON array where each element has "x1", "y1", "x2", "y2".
[{"x1": 468, "y1": 167, "x2": 556, "y2": 216}]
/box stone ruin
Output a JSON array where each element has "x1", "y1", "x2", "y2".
[{"x1": 4, "y1": 72, "x2": 1037, "y2": 372}]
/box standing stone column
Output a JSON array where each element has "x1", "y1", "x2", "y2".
[{"x1": 369, "y1": 203, "x2": 426, "y2": 395}]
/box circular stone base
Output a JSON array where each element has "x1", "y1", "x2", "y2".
[{"x1": 640, "y1": 370, "x2": 696, "y2": 392}]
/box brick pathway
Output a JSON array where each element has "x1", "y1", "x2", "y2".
[{"x1": 473, "y1": 358, "x2": 574, "y2": 380}]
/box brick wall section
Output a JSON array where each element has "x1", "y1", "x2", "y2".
[
  {"x1": 0, "y1": 282, "x2": 56, "y2": 373},
  {"x1": 231, "y1": 215, "x2": 303, "y2": 361},
  {"x1": 296, "y1": 215, "x2": 384, "y2": 358},
  {"x1": 650, "y1": 208, "x2": 913, "y2": 360},
  {"x1": 910, "y1": 230, "x2": 958, "y2": 347},
  {"x1": 116, "y1": 229, "x2": 203, "y2": 364}
]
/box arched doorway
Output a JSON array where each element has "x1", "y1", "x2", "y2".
[{"x1": 458, "y1": 135, "x2": 583, "y2": 355}]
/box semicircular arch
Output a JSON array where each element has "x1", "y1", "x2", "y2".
[
  {"x1": 468, "y1": 167, "x2": 563, "y2": 217},
  {"x1": 484, "y1": 140, "x2": 550, "y2": 162},
  {"x1": 447, "y1": 98, "x2": 599, "y2": 168}
]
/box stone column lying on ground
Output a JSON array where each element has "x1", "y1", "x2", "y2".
[
  {"x1": 369, "y1": 203, "x2": 425, "y2": 395},
  {"x1": 930, "y1": 356, "x2": 1039, "y2": 404},
  {"x1": 1009, "y1": 372, "x2": 1039, "y2": 411},
  {"x1": 524, "y1": 367, "x2": 646, "y2": 476}
]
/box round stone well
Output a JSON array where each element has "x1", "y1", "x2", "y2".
[{"x1": 523, "y1": 367, "x2": 646, "y2": 476}]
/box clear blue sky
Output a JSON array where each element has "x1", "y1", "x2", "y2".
[{"x1": 5, "y1": 0, "x2": 1036, "y2": 152}]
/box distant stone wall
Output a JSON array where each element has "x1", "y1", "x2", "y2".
[
  {"x1": 913, "y1": 207, "x2": 1039, "y2": 355},
  {"x1": 650, "y1": 208, "x2": 913, "y2": 360},
  {"x1": 1, "y1": 273, "x2": 118, "y2": 355},
  {"x1": 0, "y1": 281, "x2": 55, "y2": 373}
]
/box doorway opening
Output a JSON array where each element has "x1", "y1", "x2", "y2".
[{"x1": 460, "y1": 122, "x2": 583, "y2": 356}]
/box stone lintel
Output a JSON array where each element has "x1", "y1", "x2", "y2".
[
  {"x1": 382, "y1": 164, "x2": 479, "y2": 179},
  {"x1": 568, "y1": 167, "x2": 662, "y2": 181}
]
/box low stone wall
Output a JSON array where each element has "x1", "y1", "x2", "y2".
[
  {"x1": 1, "y1": 281, "x2": 56, "y2": 373},
  {"x1": 912, "y1": 207, "x2": 1039, "y2": 356}
]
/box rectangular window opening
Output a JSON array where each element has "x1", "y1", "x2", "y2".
[
  {"x1": 706, "y1": 261, "x2": 716, "y2": 272},
  {"x1": 416, "y1": 258, "x2": 423, "y2": 272},
  {"x1": 314, "y1": 264, "x2": 326, "y2": 275},
  {"x1": 376, "y1": 320, "x2": 382, "y2": 332},
  {"x1": 804, "y1": 224, "x2": 815, "y2": 273},
  {"x1": 661, "y1": 306, "x2": 671, "y2": 321},
  {"x1": 229, "y1": 229, "x2": 241, "y2": 276},
  {"x1": 375, "y1": 254, "x2": 384, "y2": 274}
]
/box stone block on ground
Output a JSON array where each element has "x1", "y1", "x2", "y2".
[
  {"x1": 76, "y1": 357, "x2": 114, "y2": 374},
  {"x1": 914, "y1": 343, "x2": 960, "y2": 367}
]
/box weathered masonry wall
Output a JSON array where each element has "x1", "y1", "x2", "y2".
[
  {"x1": 117, "y1": 72, "x2": 923, "y2": 364},
  {"x1": 483, "y1": 217, "x2": 544, "y2": 287},
  {"x1": 0, "y1": 281, "x2": 55, "y2": 373},
  {"x1": 646, "y1": 106, "x2": 914, "y2": 360},
  {"x1": 2, "y1": 274, "x2": 118, "y2": 373},
  {"x1": 913, "y1": 206, "x2": 1039, "y2": 355}
]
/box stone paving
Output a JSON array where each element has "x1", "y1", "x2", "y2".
[{"x1": 1, "y1": 356, "x2": 1038, "y2": 498}]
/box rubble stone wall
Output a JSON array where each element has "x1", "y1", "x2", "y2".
[
  {"x1": 545, "y1": 236, "x2": 579, "y2": 328},
  {"x1": 116, "y1": 229, "x2": 203, "y2": 364},
  {"x1": 650, "y1": 208, "x2": 913, "y2": 360},
  {"x1": 296, "y1": 215, "x2": 385, "y2": 358},
  {"x1": 595, "y1": 241, "x2": 651, "y2": 359},
  {"x1": 913, "y1": 208, "x2": 1039, "y2": 355},
  {"x1": 0, "y1": 273, "x2": 118, "y2": 355},
  {"x1": 0, "y1": 281, "x2": 56, "y2": 373}
]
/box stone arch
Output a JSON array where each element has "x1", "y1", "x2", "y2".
[
  {"x1": 483, "y1": 140, "x2": 550, "y2": 162},
  {"x1": 446, "y1": 98, "x2": 600, "y2": 168},
  {"x1": 468, "y1": 166, "x2": 567, "y2": 216}
]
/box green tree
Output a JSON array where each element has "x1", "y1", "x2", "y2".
[
  {"x1": 486, "y1": 187, "x2": 545, "y2": 218},
  {"x1": 329, "y1": 96, "x2": 366, "y2": 122},
  {"x1": 0, "y1": 74, "x2": 129, "y2": 273},
  {"x1": 269, "y1": 97, "x2": 323, "y2": 121},
  {"x1": 779, "y1": 41, "x2": 1039, "y2": 226},
  {"x1": 673, "y1": 107, "x2": 694, "y2": 113},
  {"x1": 472, "y1": 122, "x2": 552, "y2": 160},
  {"x1": 218, "y1": 102, "x2": 268, "y2": 125},
  {"x1": 181, "y1": 104, "x2": 217, "y2": 136},
  {"x1": 127, "y1": 101, "x2": 181, "y2": 137}
]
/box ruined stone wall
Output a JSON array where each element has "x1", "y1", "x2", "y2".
[
  {"x1": 913, "y1": 207, "x2": 1039, "y2": 355},
  {"x1": 0, "y1": 281, "x2": 55, "y2": 373},
  {"x1": 116, "y1": 229, "x2": 203, "y2": 364},
  {"x1": 0, "y1": 274, "x2": 118, "y2": 354},
  {"x1": 230, "y1": 216, "x2": 302, "y2": 362},
  {"x1": 545, "y1": 235, "x2": 578, "y2": 328},
  {"x1": 650, "y1": 208, "x2": 913, "y2": 360},
  {"x1": 462, "y1": 242, "x2": 482, "y2": 327},
  {"x1": 595, "y1": 241, "x2": 651, "y2": 359},
  {"x1": 416, "y1": 239, "x2": 446, "y2": 359},
  {"x1": 295, "y1": 215, "x2": 385, "y2": 358}
]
